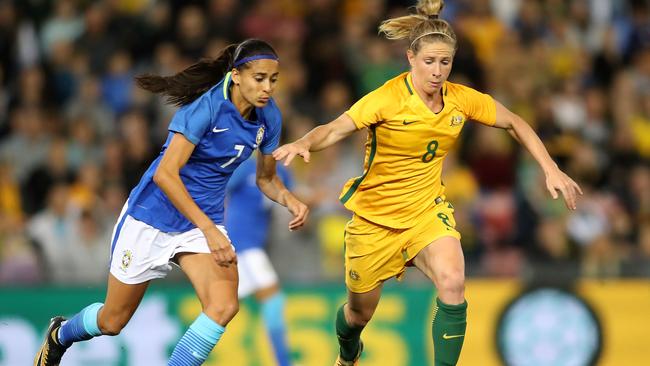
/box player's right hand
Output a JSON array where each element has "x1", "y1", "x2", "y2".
[
  {"x1": 285, "y1": 194, "x2": 309, "y2": 231},
  {"x1": 203, "y1": 226, "x2": 237, "y2": 267},
  {"x1": 545, "y1": 167, "x2": 583, "y2": 210},
  {"x1": 272, "y1": 140, "x2": 311, "y2": 166}
]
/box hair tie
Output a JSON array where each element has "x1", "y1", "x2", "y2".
[{"x1": 428, "y1": 14, "x2": 439, "y2": 20}]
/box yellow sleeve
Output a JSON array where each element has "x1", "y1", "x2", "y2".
[
  {"x1": 459, "y1": 85, "x2": 497, "y2": 126},
  {"x1": 344, "y1": 87, "x2": 390, "y2": 129}
]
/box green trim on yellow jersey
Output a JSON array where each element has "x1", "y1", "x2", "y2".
[
  {"x1": 405, "y1": 72, "x2": 449, "y2": 98},
  {"x1": 340, "y1": 126, "x2": 377, "y2": 204},
  {"x1": 403, "y1": 76, "x2": 413, "y2": 95}
]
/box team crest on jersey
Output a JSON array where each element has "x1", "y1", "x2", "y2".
[
  {"x1": 256, "y1": 127, "x2": 265, "y2": 146},
  {"x1": 349, "y1": 269, "x2": 361, "y2": 281},
  {"x1": 121, "y1": 250, "x2": 133, "y2": 271},
  {"x1": 450, "y1": 115, "x2": 464, "y2": 127}
]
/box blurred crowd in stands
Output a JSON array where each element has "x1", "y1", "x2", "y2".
[{"x1": 0, "y1": 0, "x2": 649, "y2": 285}]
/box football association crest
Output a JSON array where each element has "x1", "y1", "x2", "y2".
[
  {"x1": 450, "y1": 115, "x2": 464, "y2": 127},
  {"x1": 349, "y1": 269, "x2": 361, "y2": 281},
  {"x1": 256, "y1": 127, "x2": 265, "y2": 146},
  {"x1": 121, "y1": 250, "x2": 133, "y2": 271}
]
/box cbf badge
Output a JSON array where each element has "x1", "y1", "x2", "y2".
[
  {"x1": 256, "y1": 127, "x2": 265, "y2": 146},
  {"x1": 120, "y1": 250, "x2": 133, "y2": 271}
]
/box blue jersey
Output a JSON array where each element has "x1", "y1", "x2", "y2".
[
  {"x1": 225, "y1": 157, "x2": 293, "y2": 251},
  {"x1": 126, "y1": 72, "x2": 282, "y2": 232}
]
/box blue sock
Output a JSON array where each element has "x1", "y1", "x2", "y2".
[
  {"x1": 58, "y1": 303, "x2": 103, "y2": 347},
  {"x1": 168, "y1": 313, "x2": 225, "y2": 365},
  {"x1": 262, "y1": 293, "x2": 291, "y2": 366}
]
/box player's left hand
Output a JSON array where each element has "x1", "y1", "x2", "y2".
[
  {"x1": 286, "y1": 195, "x2": 309, "y2": 231},
  {"x1": 545, "y1": 168, "x2": 583, "y2": 210}
]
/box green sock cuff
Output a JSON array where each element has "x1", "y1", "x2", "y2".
[{"x1": 436, "y1": 298, "x2": 467, "y2": 314}]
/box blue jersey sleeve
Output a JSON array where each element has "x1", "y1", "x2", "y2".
[
  {"x1": 168, "y1": 96, "x2": 215, "y2": 145},
  {"x1": 259, "y1": 100, "x2": 282, "y2": 154}
]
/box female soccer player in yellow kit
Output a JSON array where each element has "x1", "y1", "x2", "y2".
[{"x1": 274, "y1": 1, "x2": 582, "y2": 365}]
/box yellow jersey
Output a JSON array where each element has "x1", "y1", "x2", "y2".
[{"x1": 339, "y1": 72, "x2": 496, "y2": 229}]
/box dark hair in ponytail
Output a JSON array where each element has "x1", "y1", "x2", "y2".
[{"x1": 136, "y1": 39, "x2": 278, "y2": 106}]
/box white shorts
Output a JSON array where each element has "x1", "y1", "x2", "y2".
[
  {"x1": 237, "y1": 248, "x2": 279, "y2": 298},
  {"x1": 109, "y1": 211, "x2": 230, "y2": 285}
]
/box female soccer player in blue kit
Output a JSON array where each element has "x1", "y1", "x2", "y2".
[
  {"x1": 226, "y1": 157, "x2": 294, "y2": 366},
  {"x1": 34, "y1": 39, "x2": 309, "y2": 366}
]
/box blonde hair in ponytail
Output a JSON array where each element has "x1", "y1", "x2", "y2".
[{"x1": 378, "y1": 0, "x2": 457, "y2": 53}]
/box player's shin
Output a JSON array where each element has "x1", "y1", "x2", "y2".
[
  {"x1": 168, "y1": 313, "x2": 225, "y2": 366},
  {"x1": 432, "y1": 298, "x2": 467, "y2": 366},
  {"x1": 262, "y1": 292, "x2": 292, "y2": 366},
  {"x1": 58, "y1": 302, "x2": 104, "y2": 346},
  {"x1": 335, "y1": 304, "x2": 364, "y2": 361}
]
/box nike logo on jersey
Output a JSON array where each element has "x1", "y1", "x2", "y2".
[
  {"x1": 212, "y1": 127, "x2": 229, "y2": 133},
  {"x1": 403, "y1": 120, "x2": 417, "y2": 125}
]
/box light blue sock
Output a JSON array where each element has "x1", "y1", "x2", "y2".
[
  {"x1": 58, "y1": 303, "x2": 103, "y2": 346},
  {"x1": 168, "y1": 313, "x2": 225, "y2": 366},
  {"x1": 262, "y1": 293, "x2": 291, "y2": 366}
]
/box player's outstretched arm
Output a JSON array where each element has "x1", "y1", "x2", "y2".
[
  {"x1": 492, "y1": 101, "x2": 583, "y2": 210},
  {"x1": 256, "y1": 153, "x2": 309, "y2": 230},
  {"x1": 272, "y1": 113, "x2": 358, "y2": 166}
]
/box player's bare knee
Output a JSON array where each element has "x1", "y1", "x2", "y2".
[
  {"x1": 204, "y1": 300, "x2": 239, "y2": 325},
  {"x1": 437, "y1": 269, "x2": 465, "y2": 298},
  {"x1": 347, "y1": 306, "x2": 373, "y2": 327},
  {"x1": 98, "y1": 315, "x2": 128, "y2": 336}
]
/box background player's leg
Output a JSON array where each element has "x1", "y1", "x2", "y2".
[
  {"x1": 239, "y1": 248, "x2": 291, "y2": 366},
  {"x1": 336, "y1": 285, "x2": 383, "y2": 363},
  {"x1": 169, "y1": 252, "x2": 238, "y2": 365},
  {"x1": 255, "y1": 284, "x2": 291, "y2": 366},
  {"x1": 413, "y1": 236, "x2": 467, "y2": 366}
]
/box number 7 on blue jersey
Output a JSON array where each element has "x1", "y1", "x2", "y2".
[{"x1": 221, "y1": 144, "x2": 245, "y2": 168}]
